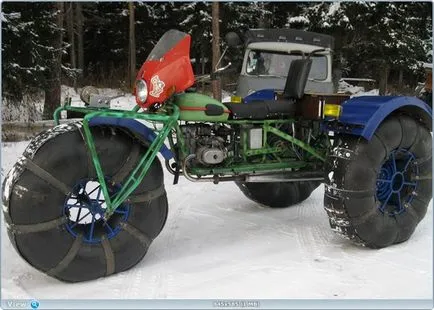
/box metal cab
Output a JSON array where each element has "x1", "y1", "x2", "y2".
[{"x1": 235, "y1": 29, "x2": 335, "y2": 98}]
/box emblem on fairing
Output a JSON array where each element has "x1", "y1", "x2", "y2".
[{"x1": 150, "y1": 75, "x2": 165, "y2": 98}]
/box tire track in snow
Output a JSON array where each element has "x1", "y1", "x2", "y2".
[
  {"x1": 212, "y1": 203, "x2": 299, "y2": 245},
  {"x1": 114, "y1": 184, "x2": 196, "y2": 298},
  {"x1": 292, "y1": 194, "x2": 332, "y2": 269},
  {"x1": 334, "y1": 204, "x2": 432, "y2": 278},
  {"x1": 152, "y1": 183, "x2": 207, "y2": 298}
]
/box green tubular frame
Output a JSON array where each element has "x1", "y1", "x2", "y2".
[
  {"x1": 178, "y1": 119, "x2": 327, "y2": 177},
  {"x1": 53, "y1": 100, "x2": 327, "y2": 218},
  {"x1": 226, "y1": 119, "x2": 326, "y2": 161},
  {"x1": 264, "y1": 123, "x2": 325, "y2": 161},
  {"x1": 54, "y1": 103, "x2": 178, "y2": 218}
]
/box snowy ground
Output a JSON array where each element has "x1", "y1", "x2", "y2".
[{"x1": 1, "y1": 141, "x2": 432, "y2": 300}]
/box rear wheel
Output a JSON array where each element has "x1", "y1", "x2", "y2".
[
  {"x1": 235, "y1": 181, "x2": 320, "y2": 208},
  {"x1": 2, "y1": 122, "x2": 168, "y2": 282},
  {"x1": 324, "y1": 115, "x2": 432, "y2": 248}
]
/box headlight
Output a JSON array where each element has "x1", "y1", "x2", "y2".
[
  {"x1": 323, "y1": 104, "x2": 342, "y2": 118},
  {"x1": 135, "y1": 79, "x2": 148, "y2": 103},
  {"x1": 230, "y1": 96, "x2": 243, "y2": 103}
]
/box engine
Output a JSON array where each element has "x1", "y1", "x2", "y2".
[{"x1": 181, "y1": 124, "x2": 232, "y2": 165}]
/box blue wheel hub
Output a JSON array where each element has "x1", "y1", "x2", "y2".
[
  {"x1": 63, "y1": 178, "x2": 130, "y2": 244},
  {"x1": 376, "y1": 149, "x2": 418, "y2": 216}
]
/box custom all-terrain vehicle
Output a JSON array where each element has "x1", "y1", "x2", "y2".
[{"x1": 3, "y1": 29, "x2": 432, "y2": 282}]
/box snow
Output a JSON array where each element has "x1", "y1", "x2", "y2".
[
  {"x1": 1, "y1": 142, "x2": 432, "y2": 299},
  {"x1": 180, "y1": 14, "x2": 194, "y2": 26},
  {"x1": 1, "y1": 93, "x2": 45, "y2": 123},
  {"x1": 221, "y1": 90, "x2": 232, "y2": 103},
  {"x1": 338, "y1": 80, "x2": 379, "y2": 97},
  {"x1": 1, "y1": 86, "x2": 432, "y2": 300},
  {"x1": 288, "y1": 16, "x2": 309, "y2": 24},
  {"x1": 338, "y1": 80, "x2": 364, "y2": 95},
  {"x1": 353, "y1": 88, "x2": 379, "y2": 96},
  {"x1": 327, "y1": 2, "x2": 341, "y2": 16},
  {"x1": 1, "y1": 12, "x2": 21, "y2": 22}
]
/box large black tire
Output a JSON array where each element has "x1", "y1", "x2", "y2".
[
  {"x1": 324, "y1": 115, "x2": 432, "y2": 248},
  {"x1": 2, "y1": 122, "x2": 168, "y2": 282},
  {"x1": 235, "y1": 181, "x2": 320, "y2": 208}
]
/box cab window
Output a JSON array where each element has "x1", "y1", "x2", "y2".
[{"x1": 246, "y1": 50, "x2": 328, "y2": 80}]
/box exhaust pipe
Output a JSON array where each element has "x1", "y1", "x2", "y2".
[{"x1": 245, "y1": 171, "x2": 324, "y2": 183}]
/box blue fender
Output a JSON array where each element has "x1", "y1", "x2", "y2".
[
  {"x1": 243, "y1": 89, "x2": 277, "y2": 103},
  {"x1": 322, "y1": 96, "x2": 432, "y2": 140},
  {"x1": 89, "y1": 117, "x2": 174, "y2": 160}
]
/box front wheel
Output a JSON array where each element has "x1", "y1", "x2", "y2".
[
  {"x1": 324, "y1": 115, "x2": 432, "y2": 248},
  {"x1": 2, "y1": 123, "x2": 168, "y2": 282}
]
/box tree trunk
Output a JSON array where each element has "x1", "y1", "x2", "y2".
[
  {"x1": 211, "y1": 2, "x2": 221, "y2": 101},
  {"x1": 66, "y1": 2, "x2": 76, "y2": 90},
  {"x1": 201, "y1": 42, "x2": 205, "y2": 75},
  {"x1": 398, "y1": 68, "x2": 404, "y2": 89},
  {"x1": 129, "y1": 2, "x2": 136, "y2": 90},
  {"x1": 75, "y1": 2, "x2": 84, "y2": 85},
  {"x1": 258, "y1": 3, "x2": 268, "y2": 28},
  {"x1": 379, "y1": 64, "x2": 389, "y2": 96},
  {"x1": 43, "y1": 2, "x2": 63, "y2": 120},
  {"x1": 201, "y1": 45, "x2": 205, "y2": 91}
]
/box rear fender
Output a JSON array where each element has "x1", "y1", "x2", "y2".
[
  {"x1": 89, "y1": 117, "x2": 173, "y2": 160},
  {"x1": 322, "y1": 96, "x2": 432, "y2": 140}
]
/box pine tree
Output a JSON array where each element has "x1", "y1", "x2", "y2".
[
  {"x1": 173, "y1": 2, "x2": 213, "y2": 74},
  {"x1": 289, "y1": 2, "x2": 432, "y2": 94},
  {"x1": 2, "y1": 3, "x2": 60, "y2": 100},
  {"x1": 2, "y1": 2, "x2": 66, "y2": 120}
]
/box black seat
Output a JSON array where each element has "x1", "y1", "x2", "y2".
[
  {"x1": 224, "y1": 100, "x2": 296, "y2": 119},
  {"x1": 282, "y1": 58, "x2": 312, "y2": 99},
  {"x1": 225, "y1": 59, "x2": 312, "y2": 119}
]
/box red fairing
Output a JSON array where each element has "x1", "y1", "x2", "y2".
[{"x1": 135, "y1": 35, "x2": 195, "y2": 109}]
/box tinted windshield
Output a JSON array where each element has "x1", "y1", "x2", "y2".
[
  {"x1": 245, "y1": 50, "x2": 328, "y2": 80},
  {"x1": 146, "y1": 29, "x2": 188, "y2": 61}
]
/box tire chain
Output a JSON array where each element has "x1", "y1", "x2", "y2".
[{"x1": 323, "y1": 143, "x2": 367, "y2": 247}]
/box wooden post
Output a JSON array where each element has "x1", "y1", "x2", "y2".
[{"x1": 211, "y1": 2, "x2": 221, "y2": 101}]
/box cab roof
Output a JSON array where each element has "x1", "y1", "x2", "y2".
[
  {"x1": 247, "y1": 42, "x2": 330, "y2": 54},
  {"x1": 245, "y1": 28, "x2": 334, "y2": 50}
]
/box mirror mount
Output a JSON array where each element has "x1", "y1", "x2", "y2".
[
  {"x1": 211, "y1": 62, "x2": 232, "y2": 81},
  {"x1": 210, "y1": 32, "x2": 240, "y2": 80},
  {"x1": 215, "y1": 46, "x2": 229, "y2": 71},
  {"x1": 216, "y1": 62, "x2": 232, "y2": 73}
]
